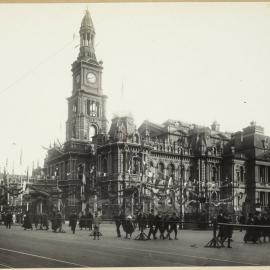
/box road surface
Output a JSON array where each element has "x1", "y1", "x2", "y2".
[{"x1": 0, "y1": 223, "x2": 269, "y2": 268}]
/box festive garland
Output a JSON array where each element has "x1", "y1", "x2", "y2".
[{"x1": 0, "y1": 185, "x2": 24, "y2": 197}]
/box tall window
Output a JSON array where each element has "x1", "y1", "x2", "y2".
[
  {"x1": 89, "y1": 125, "x2": 97, "y2": 142},
  {"x1": 72, "y1": 124, "x2": 76, "y2": 138},
  {"x1": 167, "y1": 164, "x2": 175, "y2": 178},
  {"x1": 72, "y1": 103, "x2": 77, "y2": 113},
  {"x1": 87, "y1": 100, "x2": 100, "y2": 117},
  {"x1": 212, "y1": 167, "x2": 217, "y2": 182},
  {"x1": 158, "y1": 163, "x2": 165, "y2": 179},
  {"x1": 132, "y1": 157, "x2": 141, "y2": 174},
  {"x1": 240, "y1": 167, "x2": 244, "y2": 183},
  {"x1": 260, "y1": 166, "x2": 265, "y2": 183},
  {"x1": 102, "y1": 158, "x2": 107, "y2": 176},
  {"x1": 236, "y1": 171, "x2": 240, "y2": 183},
  {"x1": 260, "y1": 192, "x2": 266, "y2": 206}
]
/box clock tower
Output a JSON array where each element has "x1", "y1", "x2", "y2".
[{"x1": 66, "y1": 9, "x2": 107, "y2": 142}]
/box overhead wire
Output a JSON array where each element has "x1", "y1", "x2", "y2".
[{"x1": 0, "y1": 37, "x2": 78, "y2": 97}]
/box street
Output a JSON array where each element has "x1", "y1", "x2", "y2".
[{"x1": 0, "y1": 223, "x2": 270, "y2": 268}]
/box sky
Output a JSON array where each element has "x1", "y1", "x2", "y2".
[{"x1": 0, "y1": 3, "x2": 270, "y2": 175}]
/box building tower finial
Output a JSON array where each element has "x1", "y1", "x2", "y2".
[{"x1": 78, "y1": 8, "x2": 96, "y2": 61}]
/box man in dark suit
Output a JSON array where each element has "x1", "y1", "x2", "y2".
[{"x1": 69, "y1": 210, "x2": 78, "y2": 234}]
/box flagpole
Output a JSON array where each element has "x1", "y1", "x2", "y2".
[
  {"x1": 7, "y1": 167, "x2": 10, "y2": 208},
  {"x1": 26, "y1": 166, "x2": 29, "y2": 211},
  {"x1": 20, "y1": 175, "x2": 23, "y2": 206}
]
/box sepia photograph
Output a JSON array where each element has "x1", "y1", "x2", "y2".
[{"x1": 1, "y1": 2, "x2": 270, "y2": 267}]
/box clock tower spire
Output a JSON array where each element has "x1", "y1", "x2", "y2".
[
  {"x1": 66, "y1": 9, "x2": 108, "y2": 143},
  {"x1": 79, "y1": 9, "x2": 96, "y2": 62}
]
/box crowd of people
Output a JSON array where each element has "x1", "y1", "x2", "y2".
[
  {"x1": 242, "y1": 212, "x2": 270, "y2": 244},
  {"x1": 216, "y1": 211, "x2": 270, "y2": 248},
  {"x1": 68, "y1": 211, "x2": 101, "y2": 239},
  {"x1": 114, "y1": 210, "x2": 180, "y2": 240},
  {"x1": 0, "y1": 210, "x2": 24, "y2": 228},
  {"x1": 2, "y1": 208, "x2": 270, "y2": 246}
]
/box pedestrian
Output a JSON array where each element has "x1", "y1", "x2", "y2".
[
  {"x1": 266, "y1": 214, "x2": 270, "y2": 242},
  {"x1": 167, "y1": 212, "x2": 179, "y2": 240},
  {"x1": 38, "y1": 214, "x2": 43, "y2": 230},
  {"x1": 42, "y1": 213, "x2": 49, "y2": 230},
  {"x1": 92, "y1": 212, "x2": 101, "y2": 240},
  {"x1": 6, "y1": 211, "x2": 13, "y2": 229},
  {"x1": 86, "y1": 211, "x2": 93, "y2": 230},
  {"x1": 113, "y1": 211, "x2": 123, "y2": 238},
  {"x1": 244, "y1": 213, "x2": 253, "y2": 243},
  {"x1": 137, "y1": 211, "x2": 143, "y2": 231},
  {"x1": 123, "y1": 215, "x2": 135, "y2": 239},
  {"x1": 163, "y1": 214, "x2": 170, "y2": 240},
  {"x1": 261, "y1": 213, "x2": 268, "y2": 243},
  {"x1": 22, "y1": 211, "x2": 33, "y2": 230},
  {"x1": 142, "y1": 213, "x2": 148, "y2": 230},
  {"x1": 239, "y1": 213, "x2": 246, "y2": 232},
  {"x1": 69, "y1": 210, "x2": 78, "y2": 234},
  {"x1": 55, "y1": 210, "x2": 62, "y2": 233},
  {"x1": 154, "y1": 212, "x2": 164, "y2": 239},
  {"x1": 33, "y1": 214, "x2": 39, "y2": 230},
  {"x1": 147, "y1": 209, "x2": 156, "y2": 240},
  {"x1": 79, "y1": 212, "x2": 86, "y2": 230},
  {"x1": 217, "y1": 212, "x2": 225, "y2": 241},
  {"x1": 220, "y1": 214, "x2": 233, "y2": 248},
  {"x1": 51, "y1": 211, "x2": 57, "y2": 232},
  {"x1": 3, "y1": 212, "x2": 7, "y2": 227},
  {"x1": 253, "y1": 212, "x2": 262, "y2": 243}
]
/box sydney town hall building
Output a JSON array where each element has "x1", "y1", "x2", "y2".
[{"x1": 37, "y1": 10, "x2": 270, "y2": 220}]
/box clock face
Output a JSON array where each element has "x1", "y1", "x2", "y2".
[
  {"x1": 75, "y1": 74, "x2": 80, "y2": 84},
  {"x1": 87, "y1": 72, "x2": 96, "y2": 84}
]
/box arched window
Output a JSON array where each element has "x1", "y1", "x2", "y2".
[{"x1": 89, "y1": 125, "x2": 97, "y2": 142}]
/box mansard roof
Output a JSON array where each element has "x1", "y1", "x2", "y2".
[{"x1": 139, "y1": 118, "x2": 230, "y2": 140}]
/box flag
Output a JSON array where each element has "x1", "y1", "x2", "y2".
[
  {"x1": 82, "y1": 172, "x2": 86, "y2": 185},
  {"x1": 168, "y1": 177, "x2": 173, "y2": 187},
  {"x1": 22, "y1": 180, "x2": 26, "y2": 192}
]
